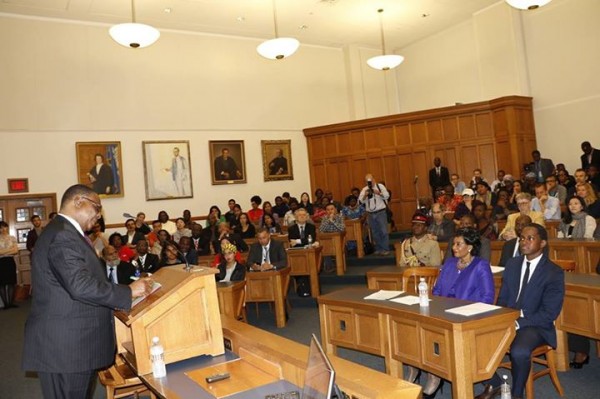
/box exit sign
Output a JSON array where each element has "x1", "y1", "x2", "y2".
[{"x1": 8, "y1": 178, "x2": 29, "y2": 193}]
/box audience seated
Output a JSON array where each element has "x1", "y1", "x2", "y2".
[
  {"x1": 557, "y1": 168, "x2": 576, "y2": 192},
  {"x1": 215, "y1": 242, "x2": 246, "y2": 282},
  {"x1": 531, "y1": 183, "x2": 561, "y2": 220},
  {"x1": 122, "y1": 218, "x2": 144, "y2": 249},
  {"x1": 283, "y1": 198, "x2": 300, "y2": 226},
  {"x1": 498, "y1": 215, "x2": 532, "y2": 266},
  {"x1": 491, "y1": 188, "x2": 514, "y2": 221},
  {"x1": 101, "y1": 245, "x2": 135, "y2": 285},
  {"x1": 576, "y1": 182, "x2": 600, "y2": 218},
  {"x1": 490, "y1": 170, "x2": 505, "y2": 193},
  {"x1": 288, "y1": 209, "x2": 318, "y2": 247},
  {"x1": 223, "y1": 199, "x2": 237, "y2": 226},
  {"x1": 450, "y1": 173, "x2": 466, "y2": 195},
  {"x1": 159, "y1": 241, "x2": 185, "y2": 267},
  {"x1": 473, "y1": 201, "x2": 497, "y2": 240},
  {"x1": 108, "y1": 232, "x2": 135, "y2": 262},
  {"x1": 299, "y1": 192, "x2": 314, "y2": 216},
  {"x1": 475, "y1": 181, "x2": 496, "y2": 208},
  {"x1": 88, "y1": 222, "x2": 108, "y2": 257},
  {"x1": 134, "y1": 212, "x2": 151, "y2": 235},
  {"x1": 216, "y1": 222, "x2": 248, "y2": 252},
  {"x1": 182, "y1": 209, "x2": 194, "y2": 229},
  {"x1": 151, "y1": 229, "x2": 171, "y2": 257},
  {"x1": 319, "y1": 203, "x2": 345, "y2": 233},
  {"x1": 470, "y1": 168, "x2": 487, "y2": 190},
  {"x1": 569, "y1": 169, "x2": 588, "y2": 197},
  {"x1": 178, "y1": 236, "x2": 198, "y2": 265},
  {"x1": 172, "y1": 217, "x2": 192, "y2": 244},
  {"x1": 531, "y1": 150, "x2": 555, "y2": 182},
  {"x1": 445, "y1": 214, "x2": 491, "y2": 262},
  {"x1": 190, "y1": 223, "x2": 210, "y2": 255},
  {"x1": 248, "y1": 196, "x2": 264, "y2": 224},
  {"x1": 324, "y1": 190, "x2": 343, "y2": 212},
  {"x1": 545, "y1": 175, "x2": 567, "y2": 205},
  {"x1": 247, "y1": 228, "x2": 288, "y2": 271},
  {"x1": 453, "y1": 189, "x2": 476, "y2": 224},
  {"x1": 557, "y1": 196, "x2": 597, "y2": 239},
  {"x1": 157, "y1": 211, "x2": 176, "y2": 235},
  {"x1": 587, "y1": 165, "x2": 600, "y2": 191},
  {"x1": 234, "y1": 213, "x2": 256, "y2": 239},
  {"x1": 499, "y1": 193, "x2": 545, "y2": 240},
  {"x1": 206, "y1": 205, "x2": 226, "y2": 227},
  {"x1": 272, "y1": 196, "x2": 289, "y2": 219},
  {"x1": 261, "y1": 201, "x2": 280, "y2": 227},
  {"x1": 131, "y1": 239, "x2": 160, "y2": 273},
  {"x1": 262, "y1": 214, "x2": 282, "y2": 234},
  {"x1": 398, "y1": 213, "x2": 441, "y2": 267},
  {"x1": 211, "y1": 237, "x2": 245, "y2": 268},
  {"x1": 508, "y1": 180, "x2": 523, "y2": 208},
  {"x1": 427, "y1": 203, "x2": 455, "y2": 243},
  {"x1": 146, "y1": 220, "x2": 162, "y2": 248},
  {"x1": 341, "y1": 195, "x2": 365, "y2": 221},
  {"x1": 437, "y1": 184, "x2": 463, "y2": 212},
  {"x1": 312, "y1": 197, "x2": 329, "y2": 223}
]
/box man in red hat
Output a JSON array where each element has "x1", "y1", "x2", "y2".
[{"x1": 398, "y1": 212, "x2": 442, "y2": 267}]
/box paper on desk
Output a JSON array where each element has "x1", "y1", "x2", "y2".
[
  {"x1": 490, "y1": 266, "x2": 505, "y2": 274},
  {"x1": 364, "y1": 290, "x2": 404, "y2": 300},
  {"x1": 445, "y1": 302, "x2": 500, "y2": 316},
  {"x1": 132, "y1": 282, "x2": 162, "y2": 307},
  {"x1": 389, "y1": 295, "x2": 422, "y2": 305}
]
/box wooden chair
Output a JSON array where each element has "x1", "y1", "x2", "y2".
[
  {"x1": 237, "y1": 281, "x2": 247, "y2": 322},
  {"x1": 401, "y1": 267, "x2": 440, "y2": 295},
  {"x1": 98, "y1": 356, "x2": 155, "y2": 399},
  {"x1": 552, "y1": 259, "x2": 576, "y2": 272},
  {"x1": 499, "y1": 344, "x2": 564, "y2": 399}
]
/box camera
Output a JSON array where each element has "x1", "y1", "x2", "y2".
[{"x1": 367, "y1": 180, "x2": 373, "y2": 189}]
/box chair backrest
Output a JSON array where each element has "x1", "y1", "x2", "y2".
[
  {"x1": 552, "y1": 259, "x2": 576, "y2": 272},
  {"x1": 402, "y1": 267, "x2": 440, "y2": 294}
]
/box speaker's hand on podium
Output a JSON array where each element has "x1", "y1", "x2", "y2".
[{"x1": 130, "y1": 277, "x2": 153, "y2": 297}]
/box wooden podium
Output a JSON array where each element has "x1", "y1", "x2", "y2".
[
  {"x1": 287, "y1": 246, "x2": 323, "y2": 296},
  {"x1": 114, "y1": 266, "x2": 224, "y2": 375},
  {"x1": 318, "y1": 232, "x2": 346, "y2": 275}
]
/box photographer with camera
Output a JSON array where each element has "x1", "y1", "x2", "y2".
[{"x1": 359, "y1": 174, "x2": 391, "y2": 256}]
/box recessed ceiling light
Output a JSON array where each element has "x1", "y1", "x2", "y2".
[
  {"x1": 421, "y1": 13, "x2": 430, "y2": 18},
  {"x1": 236, "y1": 16, "x2": 246, "y2": 22},
  {"x1": 164, "y1": 8, "x2": 172, "y2": 14},
  {"x1": 298, "y1": 24, "x2": 308, "y2": 30}
]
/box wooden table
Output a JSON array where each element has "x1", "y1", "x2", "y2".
[
  {"x1": 318, "y1": 287, "x2": 519, "y2": 399},
  {"x1": 367, "y1": 265, "x2": 411, "y2": 291},
  {"x1": 344, "y1": 219, "x2": 365, "y2": 258},
  {"x1": 216, "y1": 280, "x2": 246, "y2": 321},
  {"x1": 245, "y1": 266, "x2": 291, "y2": 328},
  {"x1": 318, "y1": 231, "x2": 346, "y2": 275},
  {"x1": 286, "y1": 246, "x2": 323, "y2": 296}
]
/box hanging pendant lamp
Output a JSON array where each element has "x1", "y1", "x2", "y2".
[
  {"x1": 109, "y1": 0, "x2": 160, "y2": 49},
  {"x1": 505, "y1": 0, "x2": 552, "y2": 10},
  {"x1": 256, "y1": 0, "x2": 300, "y2": 60},
  {"x1": 367, "y1": 9, "x2": 404, "y2": 71}
]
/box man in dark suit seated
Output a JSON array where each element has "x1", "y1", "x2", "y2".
[
  {"x1": 102, "y1": 245, "x2": 135, "y2": 284},
  {"x1": 22, "y1": 184, "x2": 152, "y2": 399},
  {"x1": 132, "y1": 239, "x2": 160, "y2": 273},
  {"x1": 476, "y1": 223, "x2": 564, "y2": 399},
  {"x1": 178, "y1": 236, "x2": 198, "y2": 266},
  {"x1": 122, "y1": 218, "x2": 145, "y2": 249},
  {"x1": 287, "y1": 208, "x2": 318, "y2": 247},
  {"x1": 246, "y1": 227, "x2": 287, "y2": 271}
]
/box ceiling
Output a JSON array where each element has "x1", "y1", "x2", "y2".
[{"x1": 0, "y1": 0, "x2": 501, "y2": 49}]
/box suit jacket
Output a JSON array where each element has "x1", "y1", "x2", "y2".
[
  {"x1": 581, "y1": 148, "x2": 600, "y2": 170},
  {"x1": 499, "y1": 238, "x2": 549, "y2": 266},
  {"x1": 89, "y1": 163, "x2": 114, "y2": 194},
  {"x1": 532, "y1": 158, "x2": 555, "y2": 180},
  {"x1": 497, "y1": 255, "x2": 564, "y2": 347},
  {"x1": 103, "y1": 260, "x2": 135, "y2": 285},
  {"x1": 134, "y1": 252, "x2": 160, "y2": 273},
  {"x1": 22, "y1": 215, "x2": 131, "y2": 373},
  {"x1": 216, "y1": 262, "x2": 246, "y2": 282},
  {"x1": 429, "y1": 166, "x2": 450, "y2": 190},
  {"x1": 121, "y1": 231, "x2": 145, "y2": 247},
  {"x1": 500, "y1": 211, "x2": 545, "y2": 238},
  {"x1": 246, "y1": 239, "x2": 288, "y2": 269},
  {"x1": 287, "y1": 223, "x2": 317, "y2": 247},
  {"x1": 26, "y1": 228, "x2": 40, "y2": 252}
]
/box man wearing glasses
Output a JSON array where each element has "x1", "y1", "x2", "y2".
[
  {"x1": 476, "y1": 224, "x2": 564, "y2": 399},
  {"x1": 499, "y1": 193, "x2": 544, "y2": 240},
  {"x1": 23, "y1": 184, "x2": 153, "y2": 399}
]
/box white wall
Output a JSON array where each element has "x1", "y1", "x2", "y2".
[
  {"x1": 394, "y1": 0, "x2": 600, "y2": 174},
  {"x1": 0, "y1": 14, "x2": 396, "y2": 225}
]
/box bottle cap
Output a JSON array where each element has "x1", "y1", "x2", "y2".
[
  {"x1": 502, "y1": 374, "x2": 508, "y2": 381},
  {"x1": 420, "y1": 277, "x2": 425, "y2": 281},
  {"x1": 152, "y1": 337, "x2": 160, "y2": 344}
]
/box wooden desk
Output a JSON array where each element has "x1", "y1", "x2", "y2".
[
  {"x1": 318, "y1": 287, "x2": 519, "y2": 399},
  {"x1": 344, "y1": 219, "x2": 365, "y2": 258},
  {"x1": 216, "y1": 280, "x2": 246, "y2": 321},
  {"x1": 136, "y1": 319, "x2": 422, "y2": 399},
  {"x1": 492, "y1": 271, "x2": 600, "y2": 371},
  {"x1": 318, "y1": 231, "x2": 346, "y2": 275},
  {"x1": 245, "y1": 267, "x2": 291, "y2": 328},
  {"x1": 286, "y1": 246, "x2": 323, "y2": 296}
]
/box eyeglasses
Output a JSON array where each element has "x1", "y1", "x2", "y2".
[
  {"x1": 80, "y1": 196, "x2": 102, "y2": 213},
  {"x1": 517, "y1": 201, "x2": 530, "y2": 206}
]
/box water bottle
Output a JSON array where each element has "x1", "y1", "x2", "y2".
[
  {"x1": 150, "y1": 336, "x2": 167, "y2": 378},
  {"x1": 307, "y1": 235, "x2": 313, "y2": 247},
  {"x1": 418, "y1": 277, "x2": 429, "y2": 307},
  {"x1": 500, "y1": 374, "x2": 511, "y2": 398},
  {"x1": 133, "y1": 260, "x2": 141, "y2": 278}
]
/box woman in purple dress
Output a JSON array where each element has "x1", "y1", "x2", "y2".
[{"x1": 412, "y1": 227, "x2": 495, "y2": 398}]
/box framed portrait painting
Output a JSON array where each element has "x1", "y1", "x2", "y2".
[
  {"x1": 209, "y1": 141, "x2": 247, "y2": 185},
  {"x1": 262, "y1": 140, "x2": 293, "y2": 181},
  {"x1": 142, "y1": 141, "x2": 193, "y2": 200},
  {"x1": 76, "y1": 142, "x2": 124, "y2": 198}
]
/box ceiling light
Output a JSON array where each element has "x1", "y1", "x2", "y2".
[
  {"x1": 367, "y1": 9, "x2": 404, "y2": 71},
  {"x1": 257, "y1": 0, "x2": 300, "y2": 60},
  {"x1": 505, "y1": 0, "x2": 552, "y2": 10},
  {"x1": 109, "y1": 0, "x2": 160, "y2": 49}
]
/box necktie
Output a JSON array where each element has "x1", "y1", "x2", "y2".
[
  {"x1": 516, "y1": 261, "x2": 530, "y2": 308},
  {"x1": 263, "y1": 246, "x2": 269, "y2": 263},
  {"x1": 109, "y1": 267, "x2": 115, "y2": 284},
  {"x1": 300, "y1": 226, "x2": 305, "y2": 239}
]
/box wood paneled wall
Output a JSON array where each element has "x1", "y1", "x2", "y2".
[{"x1": 303, "y1": 96, "x2": 537, "y2": 230}]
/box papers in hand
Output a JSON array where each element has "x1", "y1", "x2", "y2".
[
  {"x1": 445, "y1": 302, "x2": 500, "y2": 316},
  {"x1": 490, "y1": 266, "x2": 505, "y2": 274},
  {"x1": 389, "y1": 295, "x2": 422, "y2": 305},
  {"x1": 132, "y1": 282, "x2": 162, "y2": 307},
  {"x1": 364, "y1": 290, "x2": 404, "y2": 300}
]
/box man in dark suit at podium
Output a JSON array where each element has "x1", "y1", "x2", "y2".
[
  {"x1": 429, "y1": 157, "x2": 450, "y2": 199},
  {"x1": 22, "y1": 184, "x2": 153, "y2": 399},
  {"x1": 247, "y1": 228, "x2": 287, "y2": 271},
  {"x1": 476, "y1": 224, "x2": 564, "y2": 399}
]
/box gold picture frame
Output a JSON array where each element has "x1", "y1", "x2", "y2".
[
  {"x1": 262, "y1": 140, "x2": 293, "y2": 181},
  {"x1": 209, "y1": 140, "x2": 247, "y2": 185},
  {"x1": 142, "y1": 141, "x2": 194, "y2": 200},
  {"x1": 76, "y1": 141, "x2": 124, "y2": 198}
]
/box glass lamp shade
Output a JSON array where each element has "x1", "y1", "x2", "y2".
[
  {"x1": 256, "y1": 37, "x2": 300, "y2": 60},
  {"x1": 109, "y1": 23, "x2": 160, "y2": 48},
  {"x1": 367, "y1": 54, "x2": 404, "y2": 71},
  {"x1": 505, "y1": 0, "x2": 552, "y2": 10}
]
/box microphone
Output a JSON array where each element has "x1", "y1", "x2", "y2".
[
  {"x1": 176, "y1": 247, "x2": 191, "y2": 272},
  {"x1": 413, "y1": 175, "x2": 419, "y2": 184},
  {"x1": 123, "y1": 212, "x2": 135, "y2": 219}
]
